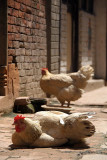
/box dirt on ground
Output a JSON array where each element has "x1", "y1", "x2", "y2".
[{"x1": 0, "y1": 105, "x2": 107, "y2": 160}]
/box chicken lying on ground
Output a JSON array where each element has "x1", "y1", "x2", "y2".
[
  {"x1": 40, "y1": 66, "x2": 93, "y2": 107},
  {"x1": 12, "y1": 111, "x2": 95, "y2": 147},
  {"x1": 12, "y1": 115, "x2": 42, "y2": 146}
]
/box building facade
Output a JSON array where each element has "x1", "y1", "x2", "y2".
[{"x1": 0, "y1": 0, "x2": 107, "y2": 110}]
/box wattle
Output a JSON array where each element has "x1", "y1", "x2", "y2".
[{"x1": 15, "y1": 126, "x2": 21, "y2": 132}]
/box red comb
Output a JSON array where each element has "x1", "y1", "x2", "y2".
[
  {"x1": 42, "y1": 68, "x2": 48, "y2": 70},
  {"x1": 14, "y1": 115, "x2": 25, "y2": 121}
]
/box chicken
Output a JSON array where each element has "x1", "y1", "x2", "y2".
[
  {"x1": 40, "y1": 66, "x2": 93, "y2": 107},
  {"x1": 12, "y1": 111, "x2": 95, "y2": 147},
  {"x1": 12, "y1": 114, "x2": 67, "y2": 147},
  {"x1": 68, "y1": 65, "x2": 93, "y2": 89},
  {"x1": 12, "y1": 115, "x2": 42, "y2": 146}
]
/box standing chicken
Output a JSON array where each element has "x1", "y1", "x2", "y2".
[{"x1": 40, "y1": 66, "x2": 93, "y2": 107}]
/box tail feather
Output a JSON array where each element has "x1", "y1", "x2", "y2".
[{"x1": 79, "y1": 65, "x2": 94, "y2": 80}]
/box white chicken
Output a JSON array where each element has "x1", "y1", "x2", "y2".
[
  {"x1": 40, "y1": 66, "x2": 93, "y2": 107},
  {"x1": 12, "y1": 112, "x2": 95, "y2": 147},
  {"x1": 12, "y1": 115, "x2": 42, "y2": 146}
]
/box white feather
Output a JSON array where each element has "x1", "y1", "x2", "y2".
[{"x1": 60, "y1": 118, "x2": 65, "y2": 125}]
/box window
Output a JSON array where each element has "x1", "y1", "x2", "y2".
[
  {"x1": 79, "y1": 0, "x2": 94, "y2": 14},
  {"x1": 88, "y1": 0, "x2": 93, "y2": 14},
  {"x1": 81, "y1": 0, "x2": 87, "y2": 11}
]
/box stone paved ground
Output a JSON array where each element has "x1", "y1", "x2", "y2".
[{"x1": 0, "y1": 105, "x2": 107, "y2": 160}]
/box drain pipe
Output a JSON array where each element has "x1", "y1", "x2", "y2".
[{"x1": 59, "y1": 0, "x2": 61, "y2": 73}]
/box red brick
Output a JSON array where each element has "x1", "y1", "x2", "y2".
[
  {"x1": 32, "y1": 22, "x2": 35, "y2": 29},
  {"x1": 27, "y1": 36, "x2": 32, "y2": 43},
  {"x1": 25, "y1": 0, "x2": 32, "y2": 6},
  {"x1": 30, "y1": 14, "x2": 34, "y2": 21},
  {"x1": 8, "y1": 56, "x2": 13, "y2": 63},
  {"x1": 8, "y1": 0, "x2": 15, "y2": 8},
  {"x1": 21, "y1": 19, "x2": 27, "y2": 27},
  {"x1": 14, "y1": 34, "x2": 21, "y2": 41},
  {"x1": 27, "y1": 21, "x2": 32, "y2": 28},
  {"x1": 20, "y1": 26, "x2": 26, "y2": 34},
  {"x1": 8, "y1": 8, "x2": 13, "y2": 15},
  {"x1": 12, "y1": 25, "x2": 19, "y2": 33},
  {"x1": 36, "y1": 23, "x2": 40, "y2": 29},
  {"x1": 20, "y1": 34, "x2": 27, "y2": 42},
  {"x1": 8, "y1": 33, "x2": 15, "y2": 41},
  {"x1": 8, "y1": 49, "x2": 16, "y2": 56},
  {"x1": 40, "y1": 24, "x2": 46, "y2": 30},
  {"x1": 36, "y1": 16, "x2": 39, "y2": 23},
  {"x1": 32, "y1": 36, "x2": 37, "y2": 42},
  {"x1": 36, "y1": 3, "x2": 40, "y2": 9},
  {"x1": 8, "y1": 24, "x2": 13, "y2": 32},
  {"x1": 31, "y1": 1, "x2": 36, "y2": 8},
  {"x1": 19, "y1": 11, "x2": 25, "y2": 18},
  {"x1": 25, "y1": 13, "x2": 31, "y2": 21},
  {"x1": 24, "y1": 42, "x2": 30, "y2": 49},
  {"x1": 22, "y1": 0, "x2": 26, "y2": 5},
  {"x1": 20, "y1": 4, "x2": 26, "y2": 12},
  {"x1": 12, "y1": 9, "x2": 19, "y2": 17},
  {"x1": 14, "y1": 2, "x2": 21, "y2": 10},
  {"x1": 26, "y1": 28, "x2": 31, "y2": 35},
  {"x1": 41, "y1": 5, "x2": 45, "y2": 12},
  {"x1": 8, "y1": 16, "x2": 15, "y2": 24},
  {"x1": 39, "y1": 11, "x2": 44, "y2": 17},
  {"x1": 8, "y1": 40, "x2": 13, "y2": 48},
  {"x1": 13, "y1": 41, "x2": 19, "y2": 48},
  {"x1": 15, "y1": 17, "x2": 21, "y2": 25},
  {"x1": 39, "y1": 0, "x2": 45, "y2": 5},
  {"x1": 8, "y1": 16, "x2": 11, "y2": 24},
  {"x1": 16, "y1": 0, "x2": 23, "y2": 3}
]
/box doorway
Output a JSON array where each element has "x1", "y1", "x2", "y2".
[
  {"x1": 67, "y1": 0, "x2": 79, "y2": 72},
  {"x1": 0, "y1": 0, "x2": 7, "y2": 96},
  {"x1": 67, "y1": 12, "x2": 72, "y2": 73},
  {"x1": 0, "y1": 0, "x2": 7, "y2": 66}
]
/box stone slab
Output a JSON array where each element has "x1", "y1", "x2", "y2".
[{"x1": 80, "y1": 154, "x2": 107, "y2": 160}]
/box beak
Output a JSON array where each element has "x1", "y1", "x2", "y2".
[{"x1": 12, "y1": 121, "x2": 16, "y2": 125}]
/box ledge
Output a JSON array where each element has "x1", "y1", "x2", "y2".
[{"x1": 0, "y1": 95, "x2": 14, "y2": 115}]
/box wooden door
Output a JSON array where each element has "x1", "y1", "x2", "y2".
[{"x1": 67, "y1": 12, "x2": 72, "y2": 73}]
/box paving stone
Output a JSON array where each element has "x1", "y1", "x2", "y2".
[
  {"x1": 101, "y1": 108, "x2": 107, "y2": 113},
  {"x1": 101, "y1": 144, "x2": 107, "y2": 149},
  {"x1": 80, "y1": 154, "x2": 107, "y2": 160},
  {"x1": 0, "y1": 156, "x2": 9, "y2": 160},
  {"x1": 73, "y1": 87, "x2": 107, "y2": 106}
]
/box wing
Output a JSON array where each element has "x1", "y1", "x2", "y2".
[
  {"x1": 40, "y1": 74, "x2": 73, "y2": 95},
  {"x1": 47, "y1": 74, "x2": 73, "y2": 88}
]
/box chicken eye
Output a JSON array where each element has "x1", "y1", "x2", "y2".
[{"x1": 20, "y1": 120, "x2": 24, "y2": 124}]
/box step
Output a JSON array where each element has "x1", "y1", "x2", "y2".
[
  {"x1": 0, "y1": 95, "x2": 14, "y2": 114},
  {"x1": 84, "y1": 79, "x2": 105, "y2": 92}
]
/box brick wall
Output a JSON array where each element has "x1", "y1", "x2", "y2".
[
  {"x1": 94, "y1": 0, "x2": 106, "y2": 79},
  {"x1": 60, "y1": 2, "x2": 67, "y2": 73},
  {"x1": 78, "y1": 10, "x2": 95, "y2": 68},
  {"x1": 51, "y1": 0, "x2": 60, "y2": 73},
  {"x1": 8, "y1": 0, "x2": 47, "y2": 98},
  {"x1": 49, "y1": 0, "x2": 67, "y2": 74}
]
